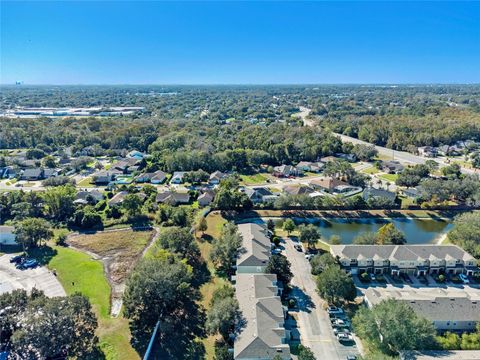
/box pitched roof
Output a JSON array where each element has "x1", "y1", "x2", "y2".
[
  {"x1": 108, "y1": 191, "x2": 128, "y2": 206},
  {"x1": 331, "y1": 244, "x2": 476, "y2": 263},
  {"x1": 363, "y1": 187, "x2": 396, "y2": 201},
  {"x1": 237, "y1": 223, "x2": 271, "y2": 268},
  {"x1": 310, "y1": 177, "x2": 348, "y2": 190},
  {"x1": 401, "y1": 350, "x2": 480, "y2": 360},
  {"x1": 283, "y1": 185, "x2": 313, "y2": 196},
  {"x1": 234, "y1": 274, "x2": 290, "y2": 360}
]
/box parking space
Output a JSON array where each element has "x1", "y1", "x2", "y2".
[
  {"x1": 0, "y1": 254, "x2": 65, "y2": 297},
  {"x1": 282, "y1": 238, "x2": 360, "y2": 360}
]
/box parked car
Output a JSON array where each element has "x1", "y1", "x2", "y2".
[
  {"x1": 272, "y1": 248, "x2": 282, "y2": 255},
  {"x1": 327, "y1": 306, "x2": 344, "y2": 315},
  {"x1": 9, "y1": 255, "x2": 24, "y2": 264},
  {"x1": 332, "y1": 319, "x2": 350, "y2": 328},
  {"x1": 334, "y1": 327, "x2": 350, "y2": 335},
  {"x1": 459, "y1": 274, "x2": 470, "y2": 284},
  {"x1": 305, "y1": 254, "x2": 313, "y2": 261},
  {"x1": 16, "y1": 259, "x2": 38, "y2": 270},
  {"x1": 370, "y1": 274, "x2": 376, "y2": 281},
  {"x1": 294, "y1": 244, "x2": 303, "y2": 252},
  {"x1": 337, "y1": 332, "x2": 354, "y2": 343},
  {"x1": 346, "y1": 355, "x2": 357, "y2": 360}
]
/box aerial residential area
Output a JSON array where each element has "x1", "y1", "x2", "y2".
[{"x1": 1, "y1": 1, "x2": 480, "y2": 360}]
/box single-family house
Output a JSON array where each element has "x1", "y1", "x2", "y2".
[
  {"x1": 336, "y1": 153, "x2": 357, "y2": 162},
  {"x1": 273, "y1": 165, "x2": 300, "y2": 177},
  {"x1": 309, "y1": 177, "x2": 348, "y2": 193},
  {"x1": 198, "y1": 190, "x2": 215, "y2": 207},
  {"x1": 363, "y1": 187, "x2": 397, "y2": 203},
  {"x1": 381, "y1": 160, "x2": 404, "y2": 174},
  {"x1": 155, "y1": 191, "x2": 190, "y2": 205},
  {"x1": 127, "y1": 150, "x2": 146, "y2": 160},
  {"x1": 417, "y1": 146, "x2": 437, "y2": 158},
  {"x1": 21, "y1": 168, "x2": 44, "y2": 181},
  {"x1": 108, "y1": 191, "x2": 128, "y2": 207},
  {"x1": 296, "y1": 161, "x2": 325, "y2": 173},
  {"x1": 43, "y1": 168, "x2": 59, "y2": 178},
  {"x1": 92, "y1": 171, "x2": 117, "y2": 185},
  {"x1": 209, "y1": 171, "x2": 227, "y2": 185},
  {"x1": 135, "y1": 170, "x2": 167, "y2": 184},
  {"x1": 283, "y1": 185, "x2": 313, "y2": 196},
  {"x1": 170, "y1": 171, "x2": 186, "y2": 184},
  {"x1": 243, "y1": 187, "x2": 277, "y2": 204},
  {"x1": 75, "y1": 190, "x2": 104, "y2": 205}
]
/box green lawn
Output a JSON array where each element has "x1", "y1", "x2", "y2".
[
  {"x1": 77, "y1": 177, "x2": 95, "y2": 187},
  {"x1": 47, "y1": 246, "x2": 140, "y2": 360},
  {"x1": 239, "y1": 173, "x2": 268, "y2": 185},
  {"x1": 378, "y1": 173, "x2": 398, "y2": 182},
  {"x1": 362, "y1": 166, "x2": 380, "y2": 175}
]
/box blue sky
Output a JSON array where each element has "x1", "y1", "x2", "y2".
[{"x1": 1, "y1": 1, "x2": 479, "y2": 84}]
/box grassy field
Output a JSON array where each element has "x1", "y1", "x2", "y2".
[
  {"x1": 196, "y1": 212, "x2": 228, "y2": 358},
  {"x1": 47, "y1": 246, "x2": 140, "y2": 360},
  {"x1": 77, "y1": 177, "x2": 95, "y2": 187},
  {"x1": 239, "y1": 173, "x2": 268, "y2": 185},
  {"x1": 362, "y1": 166, "x2": 380, "y2": 175}
]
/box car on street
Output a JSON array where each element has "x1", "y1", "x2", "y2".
[
  {"x1": 272, "y1": 248, "x2": 282, "y2": 255},
  {"x1": 332, "y1": 319, "x2": 351, "y2": 328},
  {"x1": 459, "y1": 274, "x2": 470, "y2": 284},
  {"x1": 346, "y1": 355, "x2": 357, "y2": 360},
  {"x1": 305, "y1": 254, "x2": 313, "y2": 261},
  {"x1": 294, "y1": 244, "x2": 303, "y2": 252},
  {"x1": 334, "y1": 327, "x2": 350, "y2": 335}
]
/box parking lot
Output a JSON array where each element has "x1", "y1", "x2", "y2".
[
  {"x1": 282, "y1": 238, "x2": 360, "y2": 360},
  {"x1": 0, "y1": 254, "x2": 65, "y2": 297}
]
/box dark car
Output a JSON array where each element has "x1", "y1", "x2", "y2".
[
  {"x1": 16, "y1": 259, "x2": 38, "y2": 270},
  {"x1": 346, "y1": 356, "x2": 357, "y2": 360},
  {"x1": 9, "y1": 255, "x2": 24, "y2": 264},
  {"x1": 294, "y1": 244, "x2": 303, "y2": 252}
]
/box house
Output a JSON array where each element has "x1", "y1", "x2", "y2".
[
  {"x1": 135, "y1": 170, "x2": 166, "y2": 184},
  {"x1": 330, "y1": 244, "x2": 479, "y2": 276},
  {"x1": 243, "y1": 187, "x2": 277, "y2": 204},
  {"x1": 236, "y1": 223, "x2": 271, "y2": 274},
  {"x1": 381, "y1": 160, "x2": 404, "y2": 174},
  {"x1": 234, "y1": 273, "x2": 290, "y2": 360},
  {"x1": 21, "y1": 168, "x2": 44, "y2": 181},
  {"x1": 155, "y1": 191, "x2": 190, "y2": 205},
  {"x1": 170, "y1": 171, "x2": 186, "y2": 184},
  {"x1": 417, "y1": 146, "x2": 437, "y2": 158},
  {"x1": 365, "y1": 289, "x2": 480, "y2": 333},
  {"x1": 75, "y1": 190, "x2": 104, "y2": 205},
  {"x1": 437, "y1": 145, "x2": 460, "y2": 157},
  {"x1": 363, "y1": 187, "x2": 397, "y2": 203},
  {"x1": 110, "y1": 158, "x2": 140, "y2": 173},
  {"x1": 126, "y1": 165, "x2": 140, "y2": 174},
  {"x1": 198, "y1": 190, "x2": 215, "y2": 207},
  {"x1": 336, "y1": 153, "x2": 357, "y2": 162},
  {"x1": 309, "y1": 177, "x2": 348, "y2": 192},
  {"x1": 295, "y1": 161, "x2": 324, "y2": 173},
  {"x1": 0, "y1": 226, "x2": 17, "y2": 246},
  {"x1": 2, "y1": 166, "x2": 17, "y2": 179},
  {"x1": 402, "y1": 187, "x2": 423, "y2": 201},
  {"x1": 108, "y1": 191, "x2": 128, "y2": 207},
  {"x1": 43, "y1": 168, "x2": 59, "y2": 178},
  {"x1": 283, "y1": 185, "x2": 313, "y2": 196},
  {"x1": 208, "y1": 171, "x2": 227, "y2": 185},
  {"x1": 92, "y1": 171, "x2": 117, "y2": 185},
  {"x1": 320, "y1": 156, "x2": 339, "y2": 163},
  {"x1": 273, "y1": 165, "x2": 300, "y2": 177}
]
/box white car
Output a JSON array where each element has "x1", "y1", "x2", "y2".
[
  {"x1": 337, "y1": 332, "x2": 354, "y2": 342},
  {"x1": 459, "y1": 274, "x2": 470, "y2": 284},
  {"x1": 305, "y1": 254, "x2": 313, "y2": 261}
]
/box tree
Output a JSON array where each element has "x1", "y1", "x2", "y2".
[
  {"x1": 352, "y1": 144, "x2": 378, "y2": 161},
  {"x1": 122, "y1": 193, "x2": 143, "y2": 217},
  {"x1": 42, "y1": 155, "x2": 57, "y2": 168},
  {"x1": 310, "y1": 253, "x2": 336, "y2": 275},
  {"x1": 352, "y1": 299, "x2": 437, "y2": 355},
  {"x1": 316, "y1": 265, "x2": 356, "y2": 304},
  {"x1": 210, "y1": 222, "x2": 242, "y2": 274},
  {"x1": 329, "y1": 235, "x2": 341, "y2": 245},
  {"x1": 14, "y1": 217, "x2": 53, "y2": 251},
  {"x1": 266, "y1": 254, "x2": 293, "y2": 285},
  {"x1": 42, "y1": 184, "x2": 76, "y2": 221},
  {"x1": 197, "y1": 217, "x2": 208, "y2": 235},
  {"x1": 375, "y1": 223, "x2": 406, "y2": 245},
  {"x1": 206, "y1": 296, "x2": 240, "y2": 340},
  {"x1": 155, "y1": 226, "x2": 200, "y2": 264},
  {"x1": 266, "y1": 219, "x2": 275, "y2": 232},
  {"x1": 123, "y1": 254, "x2": 203, "y2": 355},
  {"x1": 448, "y1": 212, "x2": 480, "y2": 258},
  {"x1": 297, "y1": 345, "x2": 316, "y2": 360},
  {"x1": 436, "y1": 332, "x2": 461, "y2": 350},
  {"x1": 353, "y1": 232, "x2": 377, "y2": 245},
  {"x1": 214, "y1": 340, "x2": 233, "y2": 360},
  {"x1": 283, "y1": 218, "x2": 296, "y2": 235},
  {"x1": 1, "y1": 290, "x2": 98, "y2": 359},
  {"x1": 299, "y1": 223, "x2": 321, "y2": 248}
]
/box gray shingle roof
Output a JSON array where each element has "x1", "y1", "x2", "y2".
[
  {"x1": 407, "y1": 297, "x2": 480, "y2": 323},
  {"x1": 331, "y1": 244, "x2": 476, "y2": 262},
  {"x1": 237, "y1": 223, "x2": 271, "y2": 268},
  {"x1": 234, "y1": 274, "x2": 290, "y2": 360}
]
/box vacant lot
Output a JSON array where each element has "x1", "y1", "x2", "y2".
[
  {"x1": 68, "y1": 229, "x2": 155, "y2": 296},
  {"x1": 239, "y1": 173, "x2": 269, "y2": 185}
]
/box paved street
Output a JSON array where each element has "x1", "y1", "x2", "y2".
[{"x1": 282, "y1": 238, "x2": 360, "y2": 360}]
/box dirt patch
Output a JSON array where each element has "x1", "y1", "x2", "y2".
[{"x1": 67, "y1": 228, "x2": 156, "y2": 314}]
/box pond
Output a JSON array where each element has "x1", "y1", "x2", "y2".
[{"x1": 303, "y1": 217, "x2": 453, "y2": 245}]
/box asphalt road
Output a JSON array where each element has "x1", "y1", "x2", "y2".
[
  {"x1": 334, "y1": 133, "x2": 479, "y2": 177},
  {"x1": 282, "y1": 238, "x2": 360, "y2": 360}
]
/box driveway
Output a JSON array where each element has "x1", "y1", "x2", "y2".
[
  {"x1": 282, "y1": 239, "x2": 360, "y2": 360},
  {"x1": 0, "y1": 254, "x2": 66, "y2": 297}
]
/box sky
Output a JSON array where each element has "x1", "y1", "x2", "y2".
[{"x1": 1, "y1": 1, "x2": 479, "y2": 85}]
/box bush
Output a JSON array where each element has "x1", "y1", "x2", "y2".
[
  {"x1": 55, "y1": 232, "x2": 68, "y2": 246},
  {"x1": 272, "y1": 235, "x2": 280, "y2": 246},
  {"x1": 436, "y1": 274, "x2": 446, "y2": 283},
  {"x1": 359, "y1": 272, "x2": 370, "y2": 282}
]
